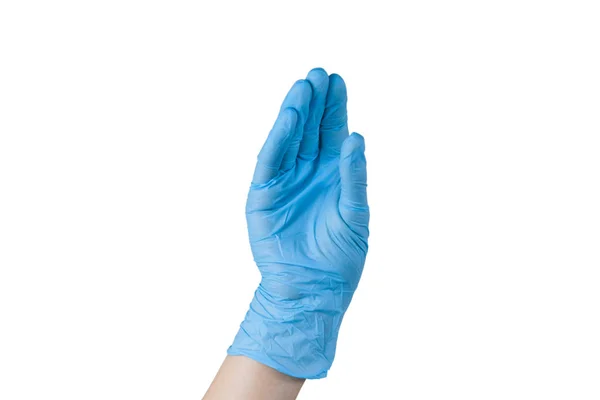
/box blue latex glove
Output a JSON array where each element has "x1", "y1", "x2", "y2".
[{"x1": 228, "y1": 68, "x2": 369, "y2": 379}]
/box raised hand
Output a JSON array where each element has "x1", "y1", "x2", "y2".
[{"x1": 228, "y1": 68, "x2": 369, "y2": 379}]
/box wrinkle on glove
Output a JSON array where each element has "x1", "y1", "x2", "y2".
[{"x1": 228, "y1": 68, "x2": 369, "y2": 379}]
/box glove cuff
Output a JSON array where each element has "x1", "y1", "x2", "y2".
[{"x1": 227, "y1": 284, "x2": 350, "y2": 379}]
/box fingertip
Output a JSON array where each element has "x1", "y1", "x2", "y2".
[
  {"x1": 306, "y1": 68, "x2": 329, "y2": 88},
  {"x1": 349, "y1": 132, "x2": 365, "y2": 143},
  {"x1": 308, "y1": 67, "x2": 328, "y2": 75},
  {"x1": 327, "y1": 73, "x2": 347, "y2": 95},
  {"x1": 326, "y1": 74, "x2": 347, "y2": 111},
  {"x1": 281, "y1": 107, "x2": 298, "y2": 129},
  {"x1": 293, "y1": 78, "x2": 312, "y2": 92},
  {"x1": 282, "y1": 79, "x2": 312, "y2": 121},
  {"x1": 306, "y1": 69, "x2": 329, "y2": 103},
  {"x1": 341, "y1": 132, "x2": 365, "y2": 155}
]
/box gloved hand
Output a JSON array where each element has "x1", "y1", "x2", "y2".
[{"x1": 228, "y1": 68, "x2": 369, "y2": 379}]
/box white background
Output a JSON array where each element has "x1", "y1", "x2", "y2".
[{"x1": 1, "y1": 1, "x2": 599, "y2": 399}]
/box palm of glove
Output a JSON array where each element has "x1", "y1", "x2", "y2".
[{"x1": 247, "y1": 157, "x2": 367, "y2": 302}]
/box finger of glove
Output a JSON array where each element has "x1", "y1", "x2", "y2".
[
  {"x1": 339, "y1": 133, "x2": 369, "y2": 234},
  {"x1": 320, "y1": 74, "x2": 349, "y2": 157},
  {"x1": 280, "y1": 80, "x2": 312, "y2": 171},
  {"x1": 280, "y1": 114, "x2": 303, "y2": 171},
  {"x1": 298, "y1": 68, "x2": 329, "y2": 161},
  {"x1": 280, "y1": 79, "x2": 312, "y2": 123},
  {"x1": 253, "y1": 108, "x2": 298, "y2": 184}
]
